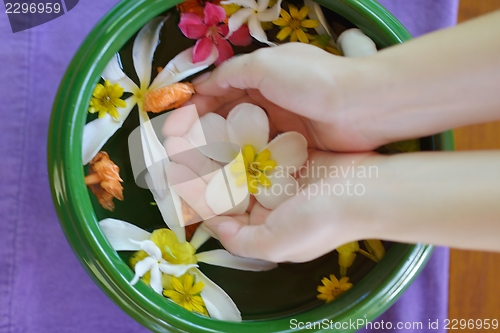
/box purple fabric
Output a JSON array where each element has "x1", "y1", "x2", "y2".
[{"x1": 0, "y1": 1, "x2": 457, "y2": 332}]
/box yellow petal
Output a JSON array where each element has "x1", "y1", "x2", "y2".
[
  {"x1": 279, "y1": 8, "x2": 291, "y2": 21},
  {"x1": 272, "y1": 18, "x2": 289, "y2": 27},
  {"x1": 93, "y1": 84, "x2": 106, "y2": 98},
  {"x1": 189, "y1": 281, "x2": 205, "y2": 295},
  {"x1": 296, "y1": 29, "x2": 309, "y2": 43},
  {"x1": 290, "y1": 29, "x2": 298, "y2": 42},
  {"x1": 243, "y1": 145, "x2": 255, "y2": 163},
  {"x1": 255, "y1": 149, "x2": 271, "y2": 163},
  {"x1": 171, "y1": 276, "x2": 184, "y2": 292},
  {"x1": 288, "y1": 4, "x2": 299, "y2": 19},
  {"x1": 230, "y1": 162, "x2": 246, "y2": 173},
  {"x1": 298, "y1": 5, "x2": 309, "y2": 20},
  {"x1": 114, "y1": 98, "x2": 127, "y2": 108},
  {"x1": 301, "y1": 19, "x2": 319, "y2": 29},
  {"x1": 257, "y1": 173, "x2": 271, "y2": 187},
  {"x1": 236, "y1": 172, "x2": 248, "y2": 186},
  {"x1": 276, "y1": 26, "x2": 293, "y2": 41},
  {"x1": 183, "y1": 274, "x2": 194, "y2": 291},
  {"x1": 259, "y1": 160, "x2": 277, "y2": 171},
  {"x1": 248, "y1": 179, "x2": 258, "y2": 194}
]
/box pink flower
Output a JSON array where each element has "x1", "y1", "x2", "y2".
[{"x1": 179, "y1": 3, "x2": 252, "y2": 65}]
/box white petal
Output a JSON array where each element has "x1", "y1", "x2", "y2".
[
  {"x1": 205, "y1": 158, "x2": 250, "y2": 215},
  {"x1": 149, "y1": 46, "x2": 218, "y2": 91},
  {"x1": 130, "y1": 257, "x2": 157, "y2": 285},
  {"x1": 145, "y1": 173, "x2": 187, "y2": 243},
  {"x1": 256, "y1": 1, "x2": 281, "y2": 22},
  {"x1": 130, "y1": 239, "x2": 162, "y2": 259},
  {"x1": 164, "y1": 136, "x2": 221, "y2": 183},
  {"x1": 221, "y1": 0, "x2": 257, "y2": 10},
  {"x1": 248, "y1": 14, "x2": 272, "y2": 45},
  {"x1": 99, "y1": 218, "x2": 151, "y2": 251},
  {"x1": 158, "y1": 263, "x2": 198, "y2": 276},
  {"x1": 223, "y1": 193, "x2": 250, "y2": 215},
  {"x1": 226, "y1": 103, "x2": 269, "y2": 152},
  {"x1": 196, "y1": 249, "x2": 277, "y2": 271},
  {"x1": 139, "y1": 110, "x2": 188, "y2": 233},
  {"x1": 166, "y1": 162, "x2": 215, "y2": 221},
  {"x1": 149, "y1": 264, "x2": 164, "y2": 294},
  {"x1": 190, "y1": 226, "x2": 212, "y2": 250},
  {"x1": 192, "y1": 268, "x2": 241, "y2": 321},
  {"x1": 133, "y1": 16, "x2": 164, "y2": 89},
  {"x1": 337, "y1": 28, "x2": 377, "y2": 57},
  {"x1": 255, "y1": 172, "x2": 298, "y2": 209},
  {"x1": 226, "y1": 8, "x2": 254, "y2": 34},
  {"x1": 256, "y1": 0, "x2": 271, "y2": 13},
  {"x1": 82, "y1": 96, "x2": 136, "y2": 165},
  {"x1": 204, "y1": 169, "x2": 234, "y2": 215},
  {"x1": 263, "y1": 131, "x2": 308, "y2": 172},
  {"x1": 303, "y1": 0, "x2": 336, "y2": 38},
  {"x1": 101, "y1": 54, "x2": 138, "y2": 93},
  {"x1": 188, "y1": 113, "x2": 236, "y2": 163}
]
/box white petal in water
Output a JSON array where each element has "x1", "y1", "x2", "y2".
[
  {"x1": 263, "y1": 131, "x2": 308, "y2": 172},
  {"x1": 196, "y1": 249, "x2": 277, "y2": 271},
  {"x1": 149, "y1": 46, "x2": 218, "y2": 91},
  {"x1": 158, "y1": 263, "x2": 198, "y2": 276},
  {"x1": 130, "y1": 257, "x2": 157, "y2": 285},
  {"x1": 132, "y1": 16, "x2": 165, "y2": 89},
  {"x1": 99, "y1": 218, "x2": 151, "y2": 251},
  {"x1": 192, "y1": 268, "x2": 242, "y2": 321},
  {"x1": 101, "y1": 53, "x2": 138, "y2": 93},
  {"x1": 190, "y1": 225, "x2": 212, "y2": 250},
  {"x1": 226, "y1": 103, "x2": 269, "y2": 152},
  {"x1": 82, "y1": 96, "x2": 136, "y2": 165}
]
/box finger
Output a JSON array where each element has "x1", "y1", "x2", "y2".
[
  {"x1": 203, "y1": 217, "x2": 283, "y2": 262},
  {"x1": 162, "y1": 104, "x2": 199, "y2": 137},
  {"x1": 164, "y1": 136, "x2": 220, "y2": 183},
  {"x1": 191, "y1": 89, "x2": 252, "y2": 116},
  {"x1": 166, "y1": 162, "x2": 215, "y2": 221}
]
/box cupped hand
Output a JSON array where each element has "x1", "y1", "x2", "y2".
[{"x1": 165, "y1": 43, "x2": 384, "y2": 152}]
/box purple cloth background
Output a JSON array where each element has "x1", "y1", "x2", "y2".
[{"x1": 0, "y1": 0, "x2": 458, "y2": 332}]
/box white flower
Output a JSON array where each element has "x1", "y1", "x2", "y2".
[
  {"x1": 82, "y1": 16, "x2": 218, "y2": 241},
  {"x1": 100, "y1": 218, "x2": 277, "y2": 321},
  {"x1": 222, "y1": 0, "x2": 283, "y2": 45},
  {"x1": 129, "y1": 239, "x2": 197, "y2": 294},
  {"x1": 187, "y1": 103, "x2": 308, "y2": 214}
]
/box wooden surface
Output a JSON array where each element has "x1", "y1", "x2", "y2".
[{"x1": 449, "y1": 0, "x2": 500, "y2": 329}]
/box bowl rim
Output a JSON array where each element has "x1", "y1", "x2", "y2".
[{"x1": 48, "y1": 0, "x2": 454, "y2": 332}]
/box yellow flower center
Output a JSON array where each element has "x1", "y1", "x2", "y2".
[
  {"x1": 230, "y1": 145, "x2": 277, "y2": 194},
  {"x1": 88, "y1": 80, "x2": 127, "y2": 119},
  {"x1": 289, "y1": 19, "x2": 302, "y2": 30}
]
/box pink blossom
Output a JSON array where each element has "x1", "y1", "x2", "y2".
[{"x1": 179, "y1": 3, "x2": 252, "y2": 65}]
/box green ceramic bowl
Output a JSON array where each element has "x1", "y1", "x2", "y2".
[{"x1": 48, "y1": 0, "x2": 454, "y2": 332}]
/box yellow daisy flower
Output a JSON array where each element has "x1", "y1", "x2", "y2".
[
  {"x1": 230, "y1": 144, "x2": 277, "y2": 194},
  {"x1": 317, "y1": 274, "x2": 353, "y2": 303},
  {"x1": 88, "y1": 79, "x2": 127, "y2": 119},
  {"x1": 273, "y1": 4, "x2": 319, "y2": 43},
  {"x1": 163, "y1": 274, "x2": 208, "y2": 316}
]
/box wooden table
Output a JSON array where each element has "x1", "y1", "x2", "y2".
[{"x1": 449, "y1": 0, "x2": 500, "y2": 328}]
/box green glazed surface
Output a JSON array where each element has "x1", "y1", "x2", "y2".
[{"x1": 48, "y1": 0, "x2": 455, "y2": 332}]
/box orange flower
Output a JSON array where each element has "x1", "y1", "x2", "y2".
[
  {"x1": 85, "y1": 151, "x2": 124, "y2": 211},
  {"x1": 143, "y1": 82, "x2": 195, "y2": 113}
]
